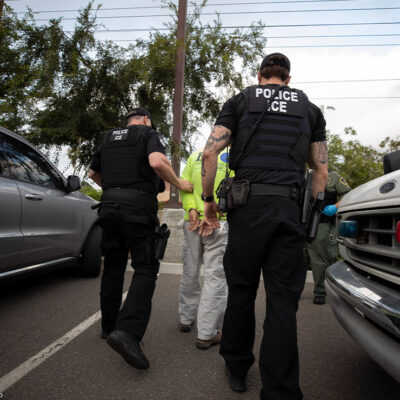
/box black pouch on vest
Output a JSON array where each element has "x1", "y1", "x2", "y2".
[
  {"x1": 231, "y1": 179, "x2": 250, "y2": 207},
  {"x1": 217, "y1": 177, "x2": 234, "y2": 212}
]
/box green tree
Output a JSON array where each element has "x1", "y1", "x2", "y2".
[
  {"x1": 0, "y1": 4, "x2": 64, "y2": 130},
  {"x1": 80, "y1": 181, "x2": 102, "y2": 201},
  {"x1": 1, "y1": 1, "x2": 264, "y2": 169},
  {"x1": 327, "y1": 127, "x2": 400, "y2": 189}
]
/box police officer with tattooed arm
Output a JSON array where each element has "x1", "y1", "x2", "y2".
[
  {"x1": 88, "y1": 107, "x2": 192, "y2": 370},
  {"x1": 199, "y1": 53, "x2": 328, "y2": 399}
]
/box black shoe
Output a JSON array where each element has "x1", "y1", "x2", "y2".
[
  {"x1": 106, "y1": 330, "x2": 149, "y2": 370},
  {"x1": 225, "y1": 366, "x2": 247, "y2": 392},
  {"x1": 101, "y1": 331, "x2": 111, "y2": 339},
  {"x1": 313, "y1": 295, "x2": 326, "y2": 305},
  {"x1": 179, "y1": 323, "x2": 192, "y2": 333}
]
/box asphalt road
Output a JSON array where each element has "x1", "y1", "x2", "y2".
[{"x1": 0, "y1": 266, "x2": 399, "y2": 400}]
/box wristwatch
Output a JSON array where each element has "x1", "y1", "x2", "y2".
[{"x1": 201, "y1": 193, "x2": 214, "y2": 202}]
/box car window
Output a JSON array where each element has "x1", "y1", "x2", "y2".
[
  {"x1": 2, "y1": 135, "x2": 65, "y2": 190},
  {"x1": 0, "y1": 139, "x2": 10, "y2": 176}
]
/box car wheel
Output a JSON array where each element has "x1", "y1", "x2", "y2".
[{"x1": 80, "y1": 224, "x2": 102, "y2": 277}]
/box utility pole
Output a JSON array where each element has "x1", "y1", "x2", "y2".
[{"x1": 167, "y1": 0, "x2": 187, "y2": 208}]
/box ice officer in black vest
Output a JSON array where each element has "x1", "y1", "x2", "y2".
[
  {"x1": 199, "y1": 53, "x2": 328, "y2": 398},
  {"x1": 88, "y1": 107, "x2": 193, "y2": 370}
]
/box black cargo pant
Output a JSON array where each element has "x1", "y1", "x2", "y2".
[
  {"x1": 220, "y1": 195, "x2": 307, "y2": 400},
  {"x1": 99, "y1": 200, "x2": 159, "y2": 341}
]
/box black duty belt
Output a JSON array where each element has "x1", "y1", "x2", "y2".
[
  {"x1": 103, "y1": 187, "x2": 150, "y2": 194},
  {"x1": 101, "y1": 187, "x2": 157, "y2": 211},
  {"x1": 249, "y1": 183, "x2": 300, "y2": 201}
]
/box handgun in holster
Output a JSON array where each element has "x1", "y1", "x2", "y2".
[
  {"x1": 306, "y1": 191, "x2": 325, "y2": 243},
  {"x1": 154, "y1": 223, "x2": 170, "y2": 260},
  {"x1": 301, "y1": 169, "x2": 314, "y2": 227},
  {"x1": 301, "y1": 169, "x2": 325, "y2": 242}
]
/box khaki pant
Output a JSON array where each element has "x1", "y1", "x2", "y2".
[
  {"x1": 178, "y1": 221, "x2": 228, "y2": 340},
  {"x1": 305, "y1": 222, "x2": 337, "y2": 297}
]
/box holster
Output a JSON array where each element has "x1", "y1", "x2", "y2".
[
  {"x1": 301, "y1": 170, "x2": 313, "y2": 226},
  {"x1": 154, "y1": 223, "x2": 170, "y2": 260},
  {"x1": 306, "y1": 192, "x2": 325, "y2": 243}
]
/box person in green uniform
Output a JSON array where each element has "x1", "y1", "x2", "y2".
[{"x1": 305, "y1": 170, "x2": 351, "y2": 304}]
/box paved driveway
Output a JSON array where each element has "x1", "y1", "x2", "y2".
[{"x1": 0, "y1": 267, "x2": 398, "y2": 399}]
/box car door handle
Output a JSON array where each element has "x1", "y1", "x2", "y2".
[{"x1": 25, "y1": 194, "x2": 43, "y2": 201}]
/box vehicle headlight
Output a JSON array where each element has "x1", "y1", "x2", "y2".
[{"x1": 339, "y1": 220, "x2": 359, "y2": 238}]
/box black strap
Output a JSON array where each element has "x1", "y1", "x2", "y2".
[
  {"x1": 231, "y1": 85, "x2": 285, "y2": 170},
  {"x1": 249, "y1": 183, "x2": 300, "y2": 200},
  {"x1": 224, "y1": 147, "x2": 230, "y2": 179}
]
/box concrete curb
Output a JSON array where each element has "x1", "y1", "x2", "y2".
[{"x1": 159, "y1": 262, "x2": 314, "y2": 283}]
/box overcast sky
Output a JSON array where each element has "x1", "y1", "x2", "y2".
[{"x1": 8, "y1": 0, "x2": 400, "y2": 153}]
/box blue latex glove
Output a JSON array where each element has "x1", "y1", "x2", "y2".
[{"x1": 322, "y1": 205, "x2": 338, "y2": 217}]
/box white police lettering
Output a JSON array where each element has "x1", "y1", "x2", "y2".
[
  {"x1": 269, "y1": 100, "x2": 287, "y2": 113},
  {"x1": 110, "y1": 129, "x2": 128, "y2": 142},
  {"x1": 255, "y1": 88, "x2": 298, "y2": 114},
  {"x1": 249, "y1": 87, "x2": 303, "y2": 116},
  {"x1": 255, "y1": 88, "x2": 263, "y2": 97},
  {"x1": 255, "y1": 89, "x2": 298, "y2": 101}
]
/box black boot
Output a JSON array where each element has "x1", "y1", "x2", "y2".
[
  {"x1": 107, "y1": 330, "x2": 149, "y2": 369},
  {"x1": 225, "y1": 366, "x2": 247, "y2": 392},
  {"x1": 313, "y1": 295, "x2": 326, "y2": 305}
]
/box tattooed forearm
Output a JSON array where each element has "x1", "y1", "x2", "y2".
[
  {"x1": 317, "y1": 141, "x2": 328, "y2": 164},
  {"x1": 202, "y1": 125, "x2": 231, "y2": 184},
  {"x1": 201, "y1": 157, "x2": 206, "y2": 177},
  {"x1": 204, "y1": 133, "x2": 229, "y2": 151},
  {"x1": 203, "y1": 125, "x2": 231, "y2": 152}
]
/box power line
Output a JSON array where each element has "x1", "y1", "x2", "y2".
[
  {"x1": 81, "y1": 22, "x2": 400, "y2": 33},
  {"x1": 102, "y1": 40, "x2": 399, "y2": 48},
  {"x1": 310, "y1": 97, "x2": 400, "y2": 99},
  {"x1": 33, "y1": 7, "x2": 400, "y2": 22},
  {"x1": 268, "y1": 43, "x2": 400, "y2": 48},
  {"x1": 109, "y1": 34, "x2": 400, "y2": 42},
  {"x1": 14, "y1": 1, "x2": 358, "y2": 14},
  {"x1": 206, "y1": 79, "x2": 400, "y2": 89},
  {"x1": 101, "y1": 35, "x2": 400, "y2": 48},
  {"x1": 294, "y1": 79, "x2": 400, "y2": 84},
  {"x1": 268, "y1": 34, "x2": 400, "y2": 39}
]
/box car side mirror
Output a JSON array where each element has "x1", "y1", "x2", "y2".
[
  {"x1": 383, "y1": 150, "x2": 400, "y2": 174},
  {"x1": 66, "y1": 175, "x2": 81, "y2": 192}
]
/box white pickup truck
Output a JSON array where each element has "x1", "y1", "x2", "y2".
[{"x1": 326, "y1": 150, "x2": 400, "y2": 383}]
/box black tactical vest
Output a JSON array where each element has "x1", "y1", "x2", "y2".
[
  {"x1": 230, "y1": 85, "x2": 312, "y2": 179},
  {"x1": 100, "y1": 125, "x2": 164, "y2": 193}
]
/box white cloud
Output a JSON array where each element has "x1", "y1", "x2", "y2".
[{"x1": 289, "y1": 47, "x2": 400, "y2": 147}]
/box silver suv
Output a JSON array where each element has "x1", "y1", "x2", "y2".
[{"x1": 0, "y1": 125, "x2": 101, "y2": 279}]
